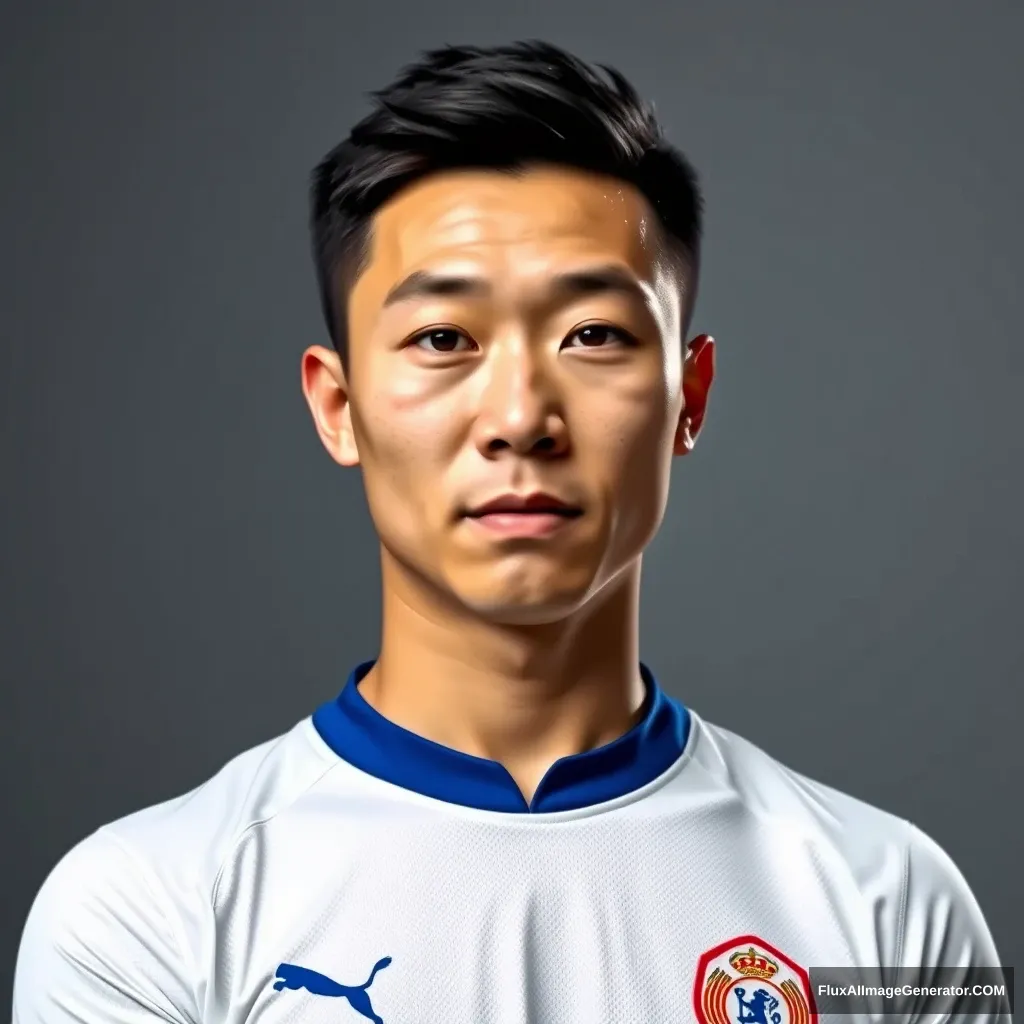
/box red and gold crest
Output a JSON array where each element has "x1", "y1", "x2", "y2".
[{"x1": 693, "y1": 935, "x2": 817, "y2": 1024}]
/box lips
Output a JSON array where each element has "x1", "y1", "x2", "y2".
[
  {"x1": 465, "y1": 493, "x2": 583, "y2": 518},
  {"x1": 463, "y1": 493, "x2": 583, "y2": 539}
]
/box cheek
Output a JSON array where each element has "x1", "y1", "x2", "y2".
[
  {"x1": 587, "y1": 391, "x2": 677, "y2": 527},
  {"x1": 352, "y1": 389, "x2": 458, "y2": 515}
]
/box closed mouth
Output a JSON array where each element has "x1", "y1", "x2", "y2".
[{"x1": 464, "y1": 493, "x2": 583, "y2": 518}]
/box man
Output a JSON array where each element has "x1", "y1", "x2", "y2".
[{"x1": 13, "y1": 40, "x2": 1007, "y2": 1024}]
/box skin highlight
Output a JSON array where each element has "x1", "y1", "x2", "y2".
[{"x1": 302, "y1": 164, "x2": 714, "y2": 801}]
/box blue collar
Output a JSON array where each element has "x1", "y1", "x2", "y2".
[{"x1": 312, "y1": 661, "x2": 690, "y2": 813}]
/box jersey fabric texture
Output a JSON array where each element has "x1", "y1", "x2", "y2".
[{"x1": 13, "y1": 662, "x2": 1007, "y2": 1024}]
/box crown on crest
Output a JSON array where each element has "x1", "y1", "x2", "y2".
[{"x1": 729, "y1": 947, "x2": 779, "y2": 980}]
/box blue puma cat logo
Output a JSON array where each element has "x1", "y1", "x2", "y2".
[{"x1": 272, "y1": 956, "x2": 392, "y2": 1023}]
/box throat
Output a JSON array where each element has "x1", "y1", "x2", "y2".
[{"x1": 356, "y1": 655, "x2": 648, "y2": 786}]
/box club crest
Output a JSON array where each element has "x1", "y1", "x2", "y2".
[{"x1": 693, "y1": 935, "x2": 817, "y2": 1024}]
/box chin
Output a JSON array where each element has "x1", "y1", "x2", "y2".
[
  {"x1": 458, "y1": 596, "x2": 589, "y2": 627},
  {"x1": 453, "y1": 569, "x2": 599, "y2": 626}
]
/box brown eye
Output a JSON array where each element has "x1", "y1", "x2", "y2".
[
  {"x1": 563, "y1": 324, "x2": 636, "y2": 349},
  {"x1": 412, "y1": 328, "x2": 475, "y2": 353}
]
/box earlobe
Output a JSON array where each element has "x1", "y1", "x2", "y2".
[
  {"x1": 301, "y1": 345, "x2": 360, "y2": 467},
  {"x1": 673, "y1": 415, "x2": 695, "y2": 456},
  {"x1": 676, "y1": 334, "x2": 715, "y2": 456},
  {"x1": 333, "y1": 403, "x2": 361, "y2": 467}
]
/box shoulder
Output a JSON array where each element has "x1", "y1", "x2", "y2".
[
  {"x1": 102, "y1": 717, "x2": 338, "y2": 894},
  {"x1": 690, "y1": 714, "x2": 914, "y2": 850},
  {"x1": 690, "y1": 716, "x2": 1004, "y2": 969},
  {"x1": 13, "y1": 718, "x2": 338, "y2": 1022}
]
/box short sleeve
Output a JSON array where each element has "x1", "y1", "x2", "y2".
[
  {"x1": 896, "y1": 822, "x2": 1011, "y2": 1024},
  {"x1": 12, "y1": 829, "x2": 199, "y2": 1024}
]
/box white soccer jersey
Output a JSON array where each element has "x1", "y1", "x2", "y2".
[{"x1": 13, "y1": 662, "x2": 1009, "y2": 1024}]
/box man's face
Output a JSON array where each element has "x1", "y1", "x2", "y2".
[{"x1": 305, "y1": 164, "x2": 712, "y2": 625}]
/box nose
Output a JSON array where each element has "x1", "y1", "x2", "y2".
[{"x1": 472, "y1": 340, "x2": 569, "y2": 459}]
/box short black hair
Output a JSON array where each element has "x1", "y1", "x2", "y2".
[{"x1": 310, "y1": 40, "x2": 703, "y2": 365}]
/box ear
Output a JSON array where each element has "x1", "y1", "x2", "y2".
[
  {"x1": 673, "y1": 334, "x2": 715, "y2": 456},
  {"x1": 301, "y1": 345, "x2": 360, "y2": 466}
]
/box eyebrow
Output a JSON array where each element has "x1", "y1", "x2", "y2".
[{"x1": 381, "y1": 264, "x2": 649, "y2": 309}]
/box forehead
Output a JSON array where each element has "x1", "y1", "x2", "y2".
[{"x1": 354, "y1": 165, "x2": 666, "y2": 303}]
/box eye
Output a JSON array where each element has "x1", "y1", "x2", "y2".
[
  {"x1": 562, "y1": 324, "x2": 637, "y2": 349},
  {"x1": 411, "y1": 328, "x2": 475, "y2": 354}
]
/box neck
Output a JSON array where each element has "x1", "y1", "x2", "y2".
[{"x1": 357, "y1": 552, "x2": 648, "y2": 804}]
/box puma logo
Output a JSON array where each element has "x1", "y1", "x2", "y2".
[{"x1": 272, "y1": 956, "x2": 392, "y2": 1023}]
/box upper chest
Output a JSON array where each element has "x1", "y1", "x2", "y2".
[{"x1": 205, "y1": 808, "x2": 890, "y2": 1023}]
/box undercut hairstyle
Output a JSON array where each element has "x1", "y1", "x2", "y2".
[{"x1": 310, "y1": 40, "x2": 704, "y2": 366}]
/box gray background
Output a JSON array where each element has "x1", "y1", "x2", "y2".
[{"x1": 2, "y1": 0, "x2": 1021, "y2": 1004}]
